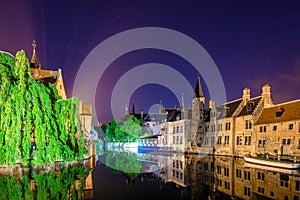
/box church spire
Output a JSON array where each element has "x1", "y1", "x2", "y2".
[
  {"x1": 31, "y1": 40, "x2": 40, "y2": 69},
  {"x1": 193, "y1": 73, "x2": 204, "y2": 98},
  {"x1": 131, "y1": 103, "x2": 135, "y2": 114}
]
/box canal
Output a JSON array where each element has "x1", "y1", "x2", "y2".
[
  {"x1": 91, "y1": 151, "x2": 300, "y2": 200},
  {"x1": 1, "y1": 150, "x2": 300, "y2": 199}
]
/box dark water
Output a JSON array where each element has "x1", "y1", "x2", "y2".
[
  {"x1": 92, "y1": 151, "x2": 300, "y2": 200},
  {"x1": 1, "y1": 151, "x2": 300, "y2": 199}
]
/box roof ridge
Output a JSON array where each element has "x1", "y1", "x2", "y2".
[{"x1": 267, "y1": 98, "x2": 300, "y2": 108}]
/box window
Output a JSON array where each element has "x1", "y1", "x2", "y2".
[
  {"x1": 283, "y1": 138, "x2": 291, "y2": 145},
  {"x1": 298, "y1": 122, "x2": 300, "y2": 133},
  {"x1": 245, "y1": 136, "x2": 251, "y2": 145},
  {"x1": 245, "y1": 120, "x2": 252, "y2": 129},
  {"x1": 180, "y1": 126, "x2": 183, "y2": 133},
  {"x1": 273, "y1": 125, "x2": 277, "y2": 131},
  {"x1": 211, "y1": 137, "x2": 215, "y2": 146},
  {"x1": 244, "y1": 186, "x2": 251, "y2": 196},
  {"x1": 294, "y1": 195, "x2": 299, "y2": 200},
  {"x1": 270, "y1": 191, "x2": 274, "y2": 197},
  {"x1": 217, "y1": 136, "x2": 222, "y2": 144},
  {"x1": 217, "y1": 166, "x2": 222, "y2": 174},
  {"x1": 180, "y1": 136, "x2": 183, "y2": 144},
  {"x1": 218, "y1": 124, "x2": 222, "y2": 131},
  {"x1": 173, "y1": 136, "x2": 175, "y2": 144},
  {"x1": 225, "y1": 122, "x2": 231, "y2": 130},
  {"x1": 280, "y1": 174, "x2": 289, "y2": 188},
  {"x1": 205, "y1": 125, "x2": 209, "y2": 132},
  {"x1": 204, "y1": 137, "x2": 208, "y2": 145},
  {"x1": 259, "y1": 125, "x2": 267, "y2": 132},
  {"x1": 258, "y1": 186, "x2": 265, "y2": 194},
  {"x1": 236, "y1": 136, "x2": 242, "y2": 145},
  {"x1": 211, "y1": 162, "x2": 214, "y2": 172},
  {"x1": 217, "y1": 178, "x2": 222, "y2": 187},
  {"x1": 284, "y1": 196, "x2": 288, "y2": 200},
  {"x1": 176, "y1": 126, "x2": 179, "y2": 133},
  {"x1": 211, "y1": 125, "x2": 215, "y2": 132},
  {"x1": 236, "y1": 169, "x2": 242, "y2": 178},
  {"x1": 258, "y1": 139, "x2": 266, "y2": 148},
  {"x1": 225, "y1": 136, "x2": 230, "y2": 144},
  {"x1": 289, "y1": 124, "x2": 294, "y2": 130},
  {"x1": 204, "y1": 163, "x2": 208, "y2": 171},
  {"x1": 224, "y1": 168, "x2": 229, "y2": 177},
  {"x1": 298, "y1": 139, "x2": 300, "y2": 149},
  {"x1": 257, "y1": 172, "x2": 265, "y2": 181},
  {"x1": 295, "y1": 180, "x2": 300, "y2": 191},
  {"x1": 177, "y1": 136, "x2": 179, "y2": 144},
  {"x1": 180, "y1": 161, "x2": 183, "y2": 169},
  {"x1": 244, "y1": 171, "x2": 250, "y2": 180},
  {"x1": 211, "y1": 176, "x2": 214, "y2": 184},
  {"x1": 225, "y1": 181, "x2": 230, "y2": 190}
]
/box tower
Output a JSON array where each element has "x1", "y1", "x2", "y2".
[{"x1": 191, "y1": 74, "x2": 205, "y2": 147}]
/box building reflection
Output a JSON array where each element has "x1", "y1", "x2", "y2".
[{"x1": 139, "y1": 153, "x2": 300, "y2": 200}]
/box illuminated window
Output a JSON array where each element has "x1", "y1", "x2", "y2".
[
  {"x1": 245, "y1": 136, "x2": 251, "y2": 145},
  {"x1": 244, "y1": 171, "x2": 250, "y2": 180},
  {"x1": 245, "y1": 120, "x2": 252, "y2": 129},
  {"x1": 244, "y1": 186, "x2": 250, "y2": 196},
  {"x1": 217, "y1": 136, "x2": 222, "y2": 144},
  {"x1": 260, "y1": 126, "x2": 267, "y2": 132},
  {"x1": 225, "y1": 122, "x2": 231, "y2": 130},
  {"x1": 224, "y1": 136, "x2": 230, "y2": 144},
  {"x1": 236, "y1": 169, "x2": 242, "y2": 178},
  {"x1": 236, "y1": 136, "x2": 242, "y2": 145}
]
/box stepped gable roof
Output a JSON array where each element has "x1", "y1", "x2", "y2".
[
  {"x1": 256, "y1": 99, "x2": 300, "y2": 125},
  {"x1": 237, "y1": 96, "x2": 262, "y2": 117},
  {"x1": 223, "y1": 98, "x2": 243, "y2": 118}
]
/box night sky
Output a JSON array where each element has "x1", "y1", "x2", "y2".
[{"x1": 1, "y1": 0, "x2": 300, "y2": 122}]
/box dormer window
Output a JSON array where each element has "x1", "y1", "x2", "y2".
[
  {"x1": 276, "y1": 107, "x2": 285, "y2": 118},
  {"x1": 246, "y1": 102, "x2": 254, "y2": 112}
]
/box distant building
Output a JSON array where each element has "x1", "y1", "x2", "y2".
[{"x1": 139, "y1": 72, "x2": 300, "y2": 158}]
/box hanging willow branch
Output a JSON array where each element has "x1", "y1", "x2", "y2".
[{"x1": 0, "y1": 51, "x2": 87, "y2": 166}]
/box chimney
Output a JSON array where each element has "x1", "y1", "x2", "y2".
[
  {"x1": 208, "y1": 100, "x2": 213, "y2": 109},
  {"x1": 262, "y1": 84, "x2": 272, "y2": 107},
  {"x1": 243, "y1": 87, "x2": 250, "y2": 105},
  {"x1": 140, "y1": 109, "x2": 144, "y2": 120}
]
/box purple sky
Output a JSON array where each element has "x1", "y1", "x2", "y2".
[{"x1": 1, "y1": 0, "x2": 300, "y2": 122}]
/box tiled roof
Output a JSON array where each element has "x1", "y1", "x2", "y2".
[
  {"x1": 255, "y1": 100, "x2": 300, "y2": 125},
  {"x1": 237, "y1": 96, "x2": 262, "y2": 117},
  {"x1": 224, "y1": 99, "x2": 243, "y2": 118}
]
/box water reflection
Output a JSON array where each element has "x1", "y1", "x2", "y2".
[
  {"x1": 99, "y1": 151, "x2": 300, "y2": 199},
  {"x1": 0, "y1": 157, "x2": 96, "y2": 200}
]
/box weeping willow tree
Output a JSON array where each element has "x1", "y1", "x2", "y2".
[{"x1": 0, "y1": 50, "x2": 87, "y2": 165}]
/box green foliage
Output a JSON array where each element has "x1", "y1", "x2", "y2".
[
  {"x1": 105, "y1": 115, "x2": 143, "y2": 142},
  {"x1": 0, "y1": 166, "x2": 89, "y2": 200},
  {"x1": 0, "y1": 51, "x2": 87, "y2": 165}
]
